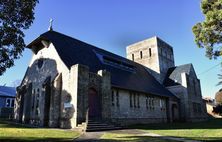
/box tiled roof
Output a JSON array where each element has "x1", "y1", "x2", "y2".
[
  {"x1": 27, "y1": 31, "x2": 175, "y2": 98},
  {"x1": 164, "y1": 63, "x2": 194, "y2": 87},
  {"x1": 0, "y1": 86, "x2": 16, "y2": 97}
]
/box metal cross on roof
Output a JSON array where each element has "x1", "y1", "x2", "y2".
[{"x1": 48, "y1": 18, "x2": 53, "y2": 31}]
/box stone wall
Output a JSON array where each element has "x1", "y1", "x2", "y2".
[
  {"x1": 70, "y1": 64, "x2": 89, "y2": 127},
  {"x1": 126, "y1": 37, "x2": 160, "y2": 75},
  {"x1": 126, "y1": 36, "x2": 175, "y2": 83},
  {"x1": 69, "y1": 65, "x2": 112, "y2": 127},
  {"x1": 185, "y1": 73, "x2": 208, "y2": 121},
  {"x1": 15, "y1": 40, "x2": 113, "y2": 128},
  {"x1": 110, "y1": 88, "x2": 168, "y2": 125},
  {"x1": 69, "y1": 66, "x2": 169, "y2": 126},
  {"x1": 14, "y1": 43, "x2": 72, "y2": 128},
  {"x1": 98, "y1": 70, "x2": 112, "y2": 120},
  {"x1": 49, "y1": 74, "x2": 62, "y2": 128},
  {"x1": 167, "y1": 85, "x2": 188, "y2": 121},
  {"x1": 168, "y1": 72, "x2": 208, "y2": 122},
  {"x1": 157, "y1": 38, "x2": 175, "y2": 76}
]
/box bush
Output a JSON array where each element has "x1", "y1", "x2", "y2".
[
  {"x1": 0, "y1": 107, "x2": 14, "y2": 119},
  {"x1": 213, "y1": 105, "x2": 222, "y2": 116},
  {"x1": 215, "y1": 90, "x2": 222, "y2": 104}
]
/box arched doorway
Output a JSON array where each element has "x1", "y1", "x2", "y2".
[
  {"x1": 88, "y1": 88, "x2": 101, "y2": 119},
  {"x1": 172, "y1": 104, "x2": 179, "y2": 122}
]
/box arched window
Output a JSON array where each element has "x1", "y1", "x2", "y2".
[
  {"x1": 140, "y1": 51, "x2": 143, "y2": 59},
  {"x1": 132, "y1": 54, "x2": 134, "y2": 61},
  {"x1": 149, "y1": 48, "x2": 152, "y2": 57},
  {"x1": 37, "y1": 59, "x2": 44, "y2": 69}
]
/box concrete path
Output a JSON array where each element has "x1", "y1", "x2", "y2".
[
  {"x1": 139, "y1": 132, "x2": 201, "y2": 142},
  {"x1": 74, "y1": 129, "x2": 202, "y2": 142},
  {"x1": 108, "y1": 129, "x2": 201, "y2": 142},
  {"x1": 74, "y1": 132, "x2": 105, "y2": 142}
]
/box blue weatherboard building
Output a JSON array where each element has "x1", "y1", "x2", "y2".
[{"x1": 0, "y1": 86, "x2": 16, "y2": 118}]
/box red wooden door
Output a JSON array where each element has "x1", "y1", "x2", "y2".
[{"x1": 88, "y1": 88, "x2": 101, "y2": 119}]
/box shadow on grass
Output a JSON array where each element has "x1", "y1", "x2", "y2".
[
  {"x1": 0, "y1": 121, "x2": 35, "y2": 129},
  {"x1": 75, "y1": 136, "x2": 175, "y2": 142},
  {"x1": 177, "y1": 137, "x2": 222, "y2": 142},
  {"x1": 118, "y1": 136, "x2": 222, "y2": 142},
  {"x1": 128, "y1": 118, "x2": 222, "y2": 130},
  {"x1": 0, "y1": 121, "x2": 80, "y2": 142},
  {"x1": 73, "y1": 136, "x2": 222, "y2": 142}
]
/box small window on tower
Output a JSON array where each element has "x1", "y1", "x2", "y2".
[
  {"x1": 140, "y1": 51, "x2": 143, "y2": 59},
  {"x1": 132, "y1": 54, "x2": 134, "y2": 61},
  {"x1": 149, "y1": 48, "x2": 152, "y2": 57}
]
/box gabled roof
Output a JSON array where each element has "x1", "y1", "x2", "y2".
[
  {"x1": 164, "y1": 63, "x2": 197, "y2": 87},
  {"x1": 27, "y1": 30, "x2": 175, "y2": 98},
  {"x1": 0, "y1": 86, "x2": 16, "y2": 97}
]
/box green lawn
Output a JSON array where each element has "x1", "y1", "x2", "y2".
[
  {"x1": 134, "y1": 118, "x2": 222, "y2": 142},
  {"x1": 1, "y1": 119, "x2": 222, "y2": 142},
  {"x1": 0, "y1": 121, "x2": 80, "y2": 142}
]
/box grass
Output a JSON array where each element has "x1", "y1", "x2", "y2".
[
  {"x1": 0, "y1": 121, "x2": 80, "y2": 142},
  {"x1": 100, "y1": 133, "x2": 178, "y2": 142},
  {"x1": 133, "y1": 118, "x2": 222, "y2": 142},
  {"x1": 1, "y1": 119, "x2": 222, "y2": 142}
]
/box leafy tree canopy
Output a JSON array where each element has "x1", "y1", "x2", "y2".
[
  {"x1": 0, "y1": 0, "x2": 38, "y2": 75},
  {"x1": 192, "y1": 0, "x2": 222, "y2": 59},
  {"x1": 215, "y1": 89, "x2": 222, "y2": 104},
  {"x1": 213, "y1": 104, "x2": 222, "y2": 115}
]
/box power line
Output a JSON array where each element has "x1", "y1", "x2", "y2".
[{"x1": 198, "y1": 62, "x2": 221, "y2": 76}]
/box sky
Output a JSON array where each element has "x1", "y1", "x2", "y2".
[{"x1": 0, "y1": 0, "x2": 221, "y2": 98}]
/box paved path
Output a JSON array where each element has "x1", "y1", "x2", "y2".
[
  {"x1": 139, "y1": 132, "x2": 201, "y2": 142},
  {"x1": 109, "y1": 129, "x2": 201, "y2": 142},
  {"x1": 74, "y1": 129, "x2": 201, "y2": 142},
  {"x1": 74, "y1": 132, "x2": 105, "y2": 142}
]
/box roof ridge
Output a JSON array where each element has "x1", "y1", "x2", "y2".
[
  {"x1": 176, "y1": 63, "x2": 192, "y2": 67},
  {"x1": 41, "y1": 30, "x2": 139, "y2": 65}
]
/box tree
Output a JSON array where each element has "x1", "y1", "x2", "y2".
[
  {"x1": 0, "y1": 0, "x2": 38, "y2": 75},
  {"x1": 215, "y1": 89, "x2": 222, "y2": 104},
  {"x1": 217, "y1": 73, "x2": 222, "y2": 85},
  {"x1": 192, "y1": 0, "x2": 222, "y2": 59},
  {"x1": 213, "y1": 104, "x2": 222, "y2": 115},
  {"x1": 215, "y1": 89, "x2": 222, "y2": 117}
]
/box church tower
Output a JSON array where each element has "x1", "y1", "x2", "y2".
[{"x1": 126, "y1": 36, "x2": 175, "y2": 83}]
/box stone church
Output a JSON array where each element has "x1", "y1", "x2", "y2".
[{"x1": 14, "y1": 30, "x2": 207, "y2": 129}]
